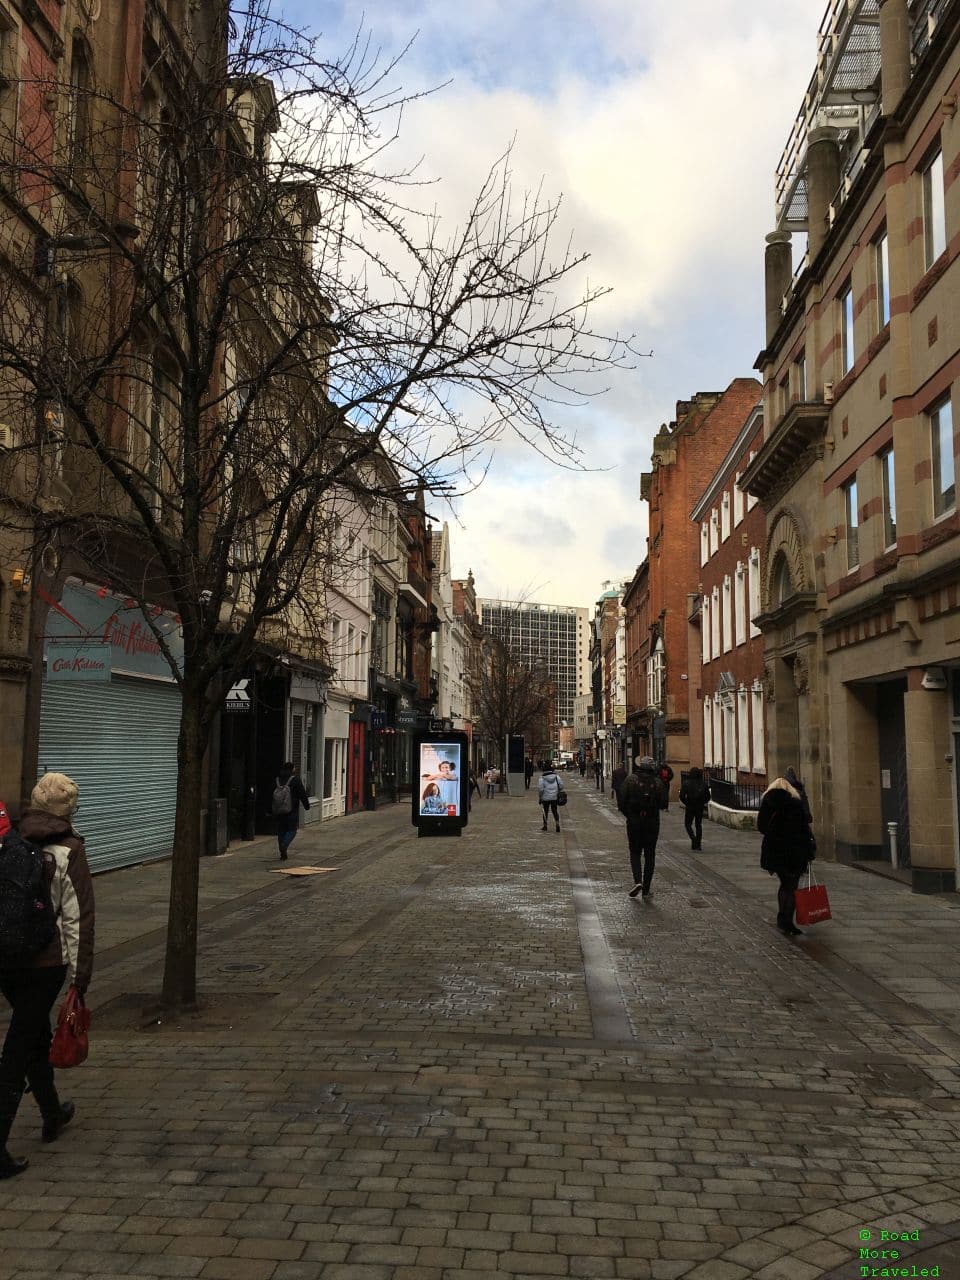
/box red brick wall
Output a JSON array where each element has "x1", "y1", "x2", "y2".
[{"x1": 646, "y1": 379, "x2": 762, "y2": 744}]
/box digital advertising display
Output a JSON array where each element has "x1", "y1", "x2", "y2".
[
  {"x1": 418, "y1": 742, "x2": 462, "y2": 817},
  {"x1": 411, "y1": 732, "x2": 469, "y2": 836}
]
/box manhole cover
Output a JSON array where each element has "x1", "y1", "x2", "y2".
[{"x1": 220, "y1": 962, "x2": 267, "y2": 974}]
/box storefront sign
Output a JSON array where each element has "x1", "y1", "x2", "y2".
[
  {"x1": 371, "y1": 710, "x2": 386, "y2": 731},
  {"x1": 397, "y1": 709, "x2": 418, "y2": 729},
  {"x1": 41, "y1": 580, "x2": 183, "y2": 682},
  {"x1": 46, "y1": 641, "x2": 112, "y2": 681},
  {"x1": 613, "y1": 704, "x2": 626, "y2": 725},
  {"x1": 225, "y1": 678, "x2": 251, "y2": 712}
]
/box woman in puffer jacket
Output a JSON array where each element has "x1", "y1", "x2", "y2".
[
  {"x1": 0, "y1": 773, "x2": 95, "y2": 1179},
  {"x1": 756, "y1": 766, "x2": 815, "y2": 937},
  {"x1": 537, "y1": 764, "x2": 566, "y2": 833}
]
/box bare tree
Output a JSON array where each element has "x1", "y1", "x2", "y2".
[
  {"x1": 0, "y1": 0, "x2": 636, "y2": 1008},
  {"x1": 467, "y1": 634, "x2": 556, "y2": 766}
]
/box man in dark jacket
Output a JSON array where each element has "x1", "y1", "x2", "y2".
[
  {"x1": 610, "y1": 764, "x2": 627, "y2": 810},
  {"x1": 275, "y1": 763, "x2": 310, "y2": 861},
  {"x1": 524, "y1": 757, "x2": 534, "y2": 790},
  {"x1": 1, "y1": 773, "x2": 95, "y2": 1179},
  {"x1": 619, "y1": 757, "x2": 668, "y2": 898},
  {"x1": 757, "y1": 768, "x2": 815, "y2": 935},
  {"x1": 679, "y1": 767, "x2": 711, "y2": 850}
]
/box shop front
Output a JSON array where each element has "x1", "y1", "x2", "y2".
[
  {"x1": 287, "y1": 671, "x2": 325, "y2": 826},
  {"x1": 37, "y1": 579, "x2": 184, "y2": 873}
]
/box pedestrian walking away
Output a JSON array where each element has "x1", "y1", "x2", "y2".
[
  {"x1": 469, "y1": 768, "x2": 481, "y2": 803},
  {"x1": 273, "y1": 762, "x2": 310, "y2": 860},
  {"x1": 657, "y1": 761, "x2": 675, "y2": 809},
  {"x1": 537, "y1": 764, "x2": 565, "y2": 833},
  {"x1": 619, "y1": 756, "x2": 668, "y2": 898},
  {"x1": 578, "y1": 757, "x2": 586, "y2": 777},
  {"x1": 680, "y1": 767, "x2": 711, "y2": 850},
  {"x1": 594, "y1": 759, "x2": 603, "y2": 790},
  {"x1": 610, "y1": 763, "x2": 627, "y2": 810},
  {"x1": 524, "y1": 756, "x2": 534, "y2": 790},
  {"x1": 756, "y1": 766, "x2": 816, "y2": 937},
  {"x1": 484, "y1": 766, "x2": 500, "y2": 799},
  {"x1": 0, "y1": 773, "x2": 95, "y2": 1180}
]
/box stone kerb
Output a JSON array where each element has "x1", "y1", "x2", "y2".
[{"x1": 708, "y1": 798, "x2": 758, "y2": 830}]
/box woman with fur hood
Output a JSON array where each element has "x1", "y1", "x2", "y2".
[
  {"x1": 756, "y1": 767, "x2": 816, "y2": 937},
  {"x1": 0, "y1": 773, "x2": 95, "y2": 1179}
]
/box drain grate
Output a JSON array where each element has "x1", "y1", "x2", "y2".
[{"x1": 220, "y1": 961, "x2": 267, "y2": 973}]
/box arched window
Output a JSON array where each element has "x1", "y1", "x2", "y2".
[
  {"x1": 67, "y1": 36, "x2": 92, "y2": 169},
  {"x1": 772, "y1": 554, "x2": 793, "y2": 607}
]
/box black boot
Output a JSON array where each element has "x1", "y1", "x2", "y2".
[
  {"x1": 26, "y1": 1063, "x2": 74, "y2": 1143},
  {"x1": 0, "y1": 1083, "x2": 27, "y2": 1179}
]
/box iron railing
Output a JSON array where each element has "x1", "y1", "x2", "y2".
[{"x1": 702, "y1": 766, "x2": 765, "y2": 812}]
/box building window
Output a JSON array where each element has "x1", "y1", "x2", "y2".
[
  {"x1": 931, "y1": 395, "x2": 956, "y2": 518},
  {"x1": 794, "y1": 353, "x2": 806, "y2": 401},
  {"x1": 733, "y1": 474, "x2": 744, "y2": 526},
  {"x1": 709, "y1": 509, "x2": 719, "y2": 555},
  {"x1": 722, "y1": 575, "x2": 733, "y2": 652},
  {"x1": 748, "y1": 548, "x2": 761, "y2": 635},
  {"x1": 711, "y1": 585, "x2": 720, "y2": 656},
  {"x1": 737, "y1": 686, "x2": 750, "y2": 772},
  {"x1": 700, "y1": 521, "x2": 709, "y2": 567},
  {"x1": 701, "y1": 595, "x2": 711, "y2": 664},
  {"x1": 875, "y1": 231, "x2": 890, "y2": 328},
  {"x1": 647, "y1": 637, "x2": 664, "y2": 708},
  {"x1": 923, "y1": 146, "x2": 946, "y2": 270},
  {"x1": 67, "y1": 36, "x2": 92, "y2": 171},
  {"x1": 721, "y1": 492, "x2": 731, "y2": 541},
  {"x1": 734, "y1": 563, "x2": 746, "y2": 646},
  {"x1": 746, "y1": 451, "x2": 758, "y2": 510},
  {"x1": 713, "y1": 696, "x2": 723, "y2": 766},
  {"x1": 880, "y1": 447, "x2": 896, "y2": 550},
  {"x1": 779, "y1": 374, "x2": 789, "y2": 418},
  {"x1": 840, "y1": 284, "x2": 854, "y2": 375},
  {"x1": 705, "y1": 697, "x2": 714, "y2": 765},
  {"x1": 751, "y1": 682, "x2": 765, "y2": 774},
  {"x1": 843, "y1": 477, "x2": 859, "y2": 570}
]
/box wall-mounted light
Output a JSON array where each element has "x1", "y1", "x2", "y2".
[{"x1": 11, "y1": 569, "x2": 30, "y2": 595}]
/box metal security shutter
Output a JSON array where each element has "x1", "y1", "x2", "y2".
[{"x1": 38, "y1": 676, "x2": 181, "y2": 873}]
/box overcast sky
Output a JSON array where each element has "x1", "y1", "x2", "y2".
[{"x1": 281, "y1": 0, "x2": 825, "y2": 608}]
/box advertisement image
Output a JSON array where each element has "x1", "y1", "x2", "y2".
[{"x1": 419, "y1": 742, "x2": 461, "y2": 818}]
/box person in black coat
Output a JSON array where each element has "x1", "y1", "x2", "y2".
[
  {"x1": 756, "y1": 767, "x2": 815, "y2": 936},
  {"x1": 610, "y1": 764, "x2": 627, "y2": 810},
  {"x1": 275, "y1": 763, "x2": 310, "y2": 861},
  {"x1": 619, "y1": 757, "x2": 669, "y2": 898},
  {"x1": 679, "y1": 767, "x2": 711, "y2": 850}
]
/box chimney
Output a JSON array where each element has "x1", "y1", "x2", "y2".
[
  {"x1": 764, "y1": 231, "x2": 793, "y2": 344},
  {"x1": 806, "y1": 127, "x2": 842, "y2": 261}
]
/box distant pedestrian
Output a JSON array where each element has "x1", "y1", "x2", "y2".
[
  {"x1": 578, "y1": 758, "x2": 586, "y2": 777},
  {"x1": 610, "y1": 763, "x2": 627, "y2": 810},
  {"x1": 619, "y1": 756, "x2": 668, "y2": 898},
  {"x1": 680, "y1": 767, "x2": 711, "y2": 850},
  {"x1": 273, "y1": 762, "x2": 310, "y2": 861},
  {"x1": 469, "y1": 768, "x2": 481, "y2": 802},
  {"x1": 594, "y1": 759, "x2": 603, "y2": 789},
  {"x1": 1, "y1": 774, "x2": 95, "y2": 1180},
  {"x1": 484, "y1": 766, "x2": 499, "y2": 799},
  {"x1": 538, "y1": 764, "x2": 565, "y2": 833},
  {"x1": 524, "y1": 756, "x2": 534, "y2": 790},
  {"x1": 757, "y1": 767, "x2": 816, "y2": 937},
  {"x1": 657, "y1": 761, "x2": 675, "y2": 809}
]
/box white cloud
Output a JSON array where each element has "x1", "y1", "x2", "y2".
[{"x1": 288, "y1": 0, "x2": 826, "y2": 605}]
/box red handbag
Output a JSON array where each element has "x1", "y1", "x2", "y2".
[
  {"x1": 795, "y1": 868, "x2": 832, "y2": 926},
  {"x1": 49, "y1": 986, "x2": 90, "y2": 1068}
]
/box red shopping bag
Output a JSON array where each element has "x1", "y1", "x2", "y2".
[
  {"x1": 49, "y1": 986, "x2": 90, "y2": 1068},
  {"x1": 795, "y1": 868, "x2": 831, "y2": 926}
]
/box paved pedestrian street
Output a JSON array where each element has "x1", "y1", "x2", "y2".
[{"x1": 4, "y1": 779, "x2": 960, "y2": 1280}]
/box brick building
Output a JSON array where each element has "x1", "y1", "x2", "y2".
[
  {"x1": 689, "y1": 404, "x2": 767, "y2": 788},
  {"x1": 622, "y1": 559, "x2": 651, "y2": 765},
  {"x1": 640, "y1": 379, "x2": 762, "y2": 792},
  {"x1": 743, "y1": 0, "x2": 960, "y2": 890}
]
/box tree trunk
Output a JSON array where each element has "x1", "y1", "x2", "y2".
[{"x1": 160, "y1": 688, "x2": 206, "y2": 1009}]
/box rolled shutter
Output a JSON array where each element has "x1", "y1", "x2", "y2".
[{"x1": 38, "y1": 676, "x2": 181, "y2": 873}]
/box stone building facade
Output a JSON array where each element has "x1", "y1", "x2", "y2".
[{"x1": 743, "y1": 0, "x2": 960, "y2": 890}]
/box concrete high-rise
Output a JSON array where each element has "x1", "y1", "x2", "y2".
[{"x1": 479, "y1": 599, "x2": 590, "y2": 730}]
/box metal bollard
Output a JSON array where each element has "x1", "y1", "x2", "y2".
[{"x1": 887, "y1": 820, "x2": 899, "y2": 870}]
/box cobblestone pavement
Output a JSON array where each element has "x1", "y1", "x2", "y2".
[{"x1": 3, "y1": 780, "x2": 960, "y2": 1278}]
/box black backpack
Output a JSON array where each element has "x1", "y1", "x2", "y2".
[
  {"x1": 0, "y1": 832, "x2": 57, "y2": 965},
  {"x1": 621, "y1": 773, "x2": 661, "y2": 822}
]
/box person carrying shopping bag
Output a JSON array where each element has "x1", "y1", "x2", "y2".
[
  {"x1": 0, "y1": 773, "x2": 95, "y2": 1179},
  {"x1": 757, "y1": 766, "x2": 816, "y2": 936}
]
